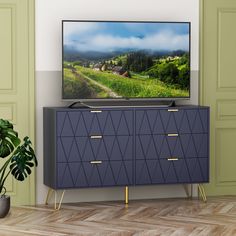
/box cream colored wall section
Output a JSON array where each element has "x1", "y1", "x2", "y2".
[{"x1": 36, "y1": 0, "x2": 199, "y2": 204}]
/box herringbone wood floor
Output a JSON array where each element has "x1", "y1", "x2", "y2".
[{"x1": 1, "y1": 196, "x2": 236, "y2": 235}]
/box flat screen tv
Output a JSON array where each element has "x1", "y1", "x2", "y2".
[{"x1": 62, "y1": 20, "x2": 190, "y2": 101}]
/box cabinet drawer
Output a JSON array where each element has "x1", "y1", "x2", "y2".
[
  {"x1": 56, "y1": 110, "x2": 133, "y2": 137},
  {"x1": 135, "y1": 133, "x2": 208, "y2": 160},
  {"x1": 136, "y1": 108, "x2": 209, "y2": 135},
  {"x1": 57, "y1": 160, "x2": 133, "y2": 188},
  {"x1": 135, "y1": 158, "x2": 208, "y2": 185},
  {"x1": 136, "y1": 159, "x2": 191, "y2": 185},
  {"x1": 57, "y1": 135, "x2": 133, "y2": 162},
  {"x1": 158, "y1": 133, "x2": 208, "y2": 159},
  {"x1": 159, "y1": 158, "x2": 208, "y2": 183}
]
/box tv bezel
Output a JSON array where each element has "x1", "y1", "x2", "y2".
[{"x1": 62, "y1": 20, "x2": 191, "y2": 102}]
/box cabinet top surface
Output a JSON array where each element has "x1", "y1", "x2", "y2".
[{"x1": 44, "y1": 105, "x2": 209, "y2": 111}]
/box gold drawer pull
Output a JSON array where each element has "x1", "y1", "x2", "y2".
[
  {"x1": 90, "y1": 135, "x2": 103, "y2": 139},
  {"x1": 168, "y1": 109, "x2": 179, "y2": 112},
  {"x1": 167, "y1": 134, "x2": 179, "y2": 137},
  {"x1": 90, "y1": 110, "x2": 102, "y2": 113},
  {"x1": 90, "y1": 160, "x2": 102, "y2": 164},
  {"x1": 167, "y1": 158, "x2": 179, "y2": 161}
]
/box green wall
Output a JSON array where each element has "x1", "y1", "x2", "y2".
[
  {"x1": 200, "y1": 0, "x2": 236, "y2": 195},
  {"x1": 0, "y1": 0, "x2": 35, "y2": 205}
]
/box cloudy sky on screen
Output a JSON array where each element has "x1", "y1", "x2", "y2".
[{"x1": 63, "y1": 21, "x2": 190, "y2": 52}]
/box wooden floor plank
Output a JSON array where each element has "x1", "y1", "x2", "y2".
[{"x1": 0, "y1": 197, "x2": 236, "y2": 235}]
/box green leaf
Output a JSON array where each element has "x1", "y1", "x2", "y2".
[
  {"x1": 0, "y1": 143, "x2": 10, "y2": 157},
  {"x1": 0, "y1": 119, "x2": 37, "y2": 192},
  {"x1": 9, "y1": 136, "x2": 37, "y2": 182},
  {"x1": 6, "y1": 133, "x2": 20, "y2": 147},
  {"x1": 0, "y1": 119, "x2": 20, "y2": 158}
]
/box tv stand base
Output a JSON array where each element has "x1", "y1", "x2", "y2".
[
  {"x1": 169, "y1": 100, "x2": 176, "y2": 107},
  {"x1": 68, "y1": 100, "x2": 177, "y2": 108}
]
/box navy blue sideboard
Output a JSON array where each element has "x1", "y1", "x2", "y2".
[{"x1": 43, "y1": 106, "x2": 209, "y2": 197}]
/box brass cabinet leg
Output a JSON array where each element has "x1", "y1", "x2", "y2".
[
  {"x1": 125, "y1": 186, "x2": 129, "y2": 204},
  {"x1": 45, "y1": 188, "x2": 65, "y2": 210},
  {"x1": 183, "y1": 184, "x2": 192, "y2": 198},
  {"x1": 190, "y1": 184, "x2": 193, "y2": 198},
  {"x1": 54, "y1": 190, "x2": 65, "y2": 210},
  {"x1": 45, "y1": 188, "x2": 53, "y2": 205},
  {"x1": 198, "y1": 184, "x2": 207, "y2": 202},
  {"x1": 54, "y1": 190, "x2": 57, "y2": 210}
]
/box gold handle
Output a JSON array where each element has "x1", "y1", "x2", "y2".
[
  {"x1": 167, "y1": 158, "x2": 179, "y2": 161},
  {"x1": 168, "y1": 109, "x2": 179, "y2": 112},
  {"x1": 90, "y1": 135, "x2": 103, "y2": 139},
  {"x1": 167, "y1": 134, "x2": 179, "y2": 137},
  {"x1": 125, "y1": 186, "x2": 129, "y2": 204},
  {"x1": 90, "y1": 110, "x2": 102, "y2": 113},
  {"x1": 90, "y1": 160, "x2": 102, "y2": 164}
]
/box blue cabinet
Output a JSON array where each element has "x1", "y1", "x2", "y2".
[
  {"x1": 43, "y1": 106, "x2": 209, "y2": 191},
  {"x1": 135, "y1": 108, "x2": 209, "y2": 185},
  {"x1": 44, "y1": 108, "x2": 134, "y2": 189}
]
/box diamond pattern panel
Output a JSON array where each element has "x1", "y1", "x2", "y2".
[
  {"x1": 172, "y1": 159, "x2": 191, "y2": 183},
  {"x1": 57, "y1": 163, "x2": 74, "y2": 188},
  {"x1": 180, "y1": 133, "x2": 208, "y2": 158},
  {"x1": 186, "y1": 158, "x2": 209, "y2": 182},
  {"x1": 57, "y1": 135, "x2": 133, "y2": 162},
  {"x1": 136, "y1": 108, "x2": 209, "y2": 135},
  {"x1": 136, "y1": 159, "x2": 193, "y2": 185},
  {"x1": 136, "y1": 135, "x2": 165, "y2": 160},
  {"x1": 54, "y1": 107, "x2": 208, "y2": 189},
  {"x1": 161, "y1": 159, "x2": 191, "y2": 183},
  {"x1": 136, "y1": 160, "x2": 165, "y2": 185},
  {"x1": 136, "y1": 110, "x2": 165, "y2": 135},
  {"x1": 57, "y1": 161, "x2": 133, "y2": 188},
  {"x1": 56, "y1": 110, "x2": 133, "y2": 137},
  {"x1": 135, "y1": 108, "x2": 209, "y2": 185},
  {"x1": 59, "y1": 113, "x2": 74, "y2": 137},
  {"x1": 57, "y1": 112, "x2": 66, "y2": 135},
  {"x1": 135, "y1": 158, "x2": 207, "y2": 185},
  {"x1": 136, "y1": 133, "x2": 208, "y2": 161},
  {"x1": 135, "y1": 133, "x2": 209, "y2": 184},
  {"x1": 136, "y1": 135, "x2": 186, "y2": 160}
]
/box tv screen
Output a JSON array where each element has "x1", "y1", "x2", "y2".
[{"x1": 62, "y1": 21, "x2": 190, "y2": 100}]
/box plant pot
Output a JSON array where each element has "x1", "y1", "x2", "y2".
[{"x1": 0, "y1": 195, "x2": 10, "y2": 218}]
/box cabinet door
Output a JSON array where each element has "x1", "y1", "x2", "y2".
[
  {"x1": 57, "y1": 161, "x2": 133, "y2": 188},
  {"x1": 56, "y1": 110, "x2": 133, "y2": 137},
  {"x1": 136, "y1": 134, "x2": 185, "y2": 160},
  {"x1": 135, "y1": 159, "x2": 191, "y2": 185},
  {"x1": 160, "y1": 109, "x2": 209, "y2": 134},
  {"x1": 57, "y1": 135, "x2": 133, "y2": 162},
  {"x1": 135, "y1": 108, "x2": 209, "y2": 185},
  {"x1": 159, "y1": 159, "x2": 191, "y2": 184},
  {"x1": 136, "y1": 108, "x2": 209, "y2": 135}
]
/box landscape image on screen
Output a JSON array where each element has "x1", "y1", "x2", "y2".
[{"x1": 63, "y1": 21, "x2": 190, "y2": 99}]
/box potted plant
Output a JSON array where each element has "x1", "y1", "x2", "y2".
[{"x1": 0, "y1": 119, "x2": 37, "y2": 218}]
